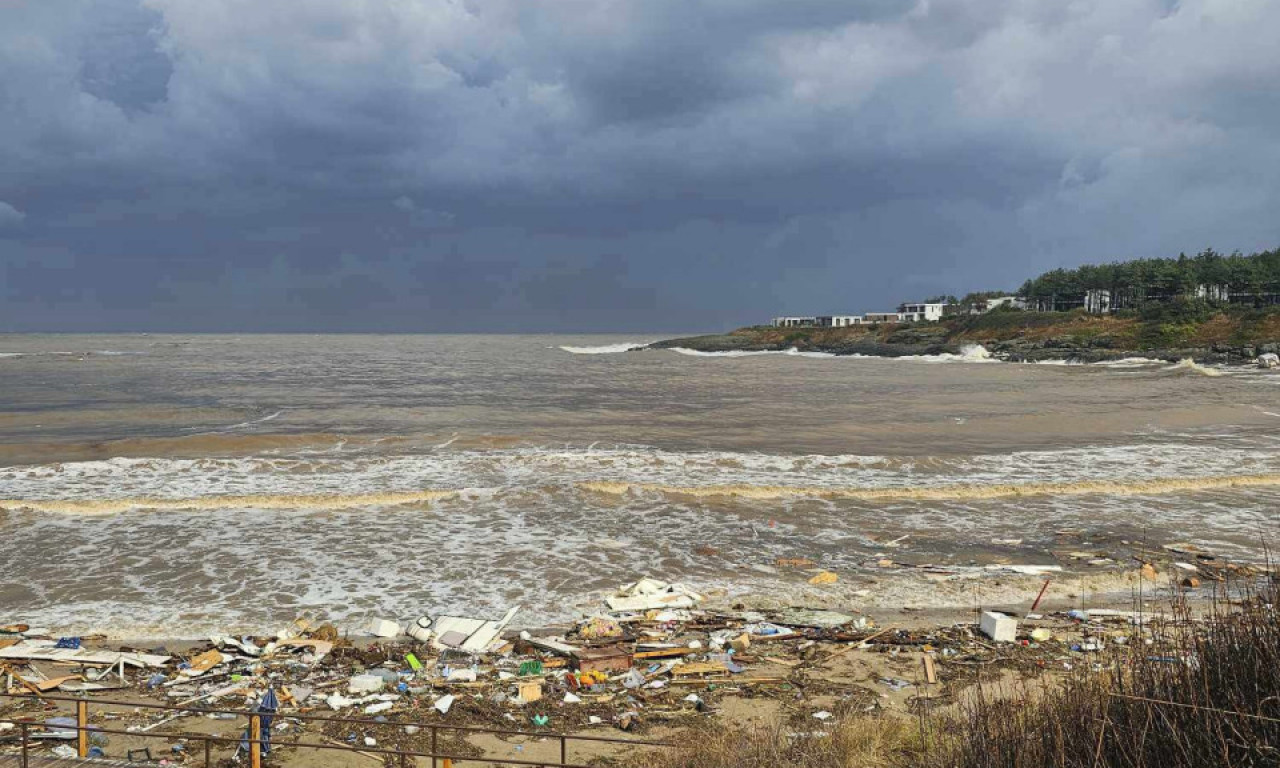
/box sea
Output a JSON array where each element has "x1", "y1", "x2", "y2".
[{"x1": 0, "y1": 334, "x2": 1277, "y2": 638}]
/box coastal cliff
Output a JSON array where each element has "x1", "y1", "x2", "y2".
[{"x1": 652, "y1": 307, "x2": 1280, "y2": 363}]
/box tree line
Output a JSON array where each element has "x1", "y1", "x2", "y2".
[{"x1": 1017, "y1": 248, "x2": 1280, "y2": 312}]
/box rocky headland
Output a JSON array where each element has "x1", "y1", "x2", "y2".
[{"x1": 652, "y1": 308, "x2": 1280, "y2": 364}]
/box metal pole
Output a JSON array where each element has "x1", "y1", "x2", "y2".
[
  {"x1": 205, "y1": 736, "x2": 212, "y2": 768},
  {"x1": 250, "y1": 713, "x2": 263, "y2": 768},
  {"x1": 560, "y1": 735, "x2": 567, "y2": 766},
  {"x1": 21, "y1": 722, "x2": 29, "y2": 768},
  {"x1": 77, "y1": 698, "x2": 89, "y2": 758},
  {"x1": 431, "y1": 726, "x2": 438, "y2": 768}
]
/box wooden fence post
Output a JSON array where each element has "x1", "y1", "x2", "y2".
[
  {"x1": 77, "y1": 699, "x2": 89, "y2": 758},
  {"x1": 250, "y1": 713, "x2": 263, "y2": 768}
]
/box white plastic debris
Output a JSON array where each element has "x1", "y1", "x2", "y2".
[
  {"x1": 434, "y1": 694, "x2": 455, "y2": 715},
  {"x1": 325, "y1": 694, "x2": 356, "y2": 710},
  {"x1": 980, "y1": 611, "x2": 1017, "y2": 643},
  {"x1": 606, "y1": 578, "x2": 705, "y2": 611},
  {"x1": 364, "y1": 701, "x2": 393, "y2": 715},
  {"x1": 348, "y1": 674, "x2": 385, "y2": 694},
  {"x1": 563, "y1": 692, "x2": 581, "y2": 704},
  {"x1": 367, "y1": 619, "x2": 402, "y2": 638},
  {"x1": 813, "y1": 711, "x2": 833, "y2": 721}
]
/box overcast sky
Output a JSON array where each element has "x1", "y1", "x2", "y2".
[{"x1": 2, "y1": 0, "x2": 1278, "y2": 332}]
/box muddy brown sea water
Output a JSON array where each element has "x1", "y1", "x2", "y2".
[{"x1": 0, "y1": 334, "x2": 1277, "y2": 637}]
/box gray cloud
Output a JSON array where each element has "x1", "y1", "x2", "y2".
[
  {"x1": 0, "y1": 202, "x2": 26, "y2": 229},
  {"x1": 0, "y1": 0, "x2": 1277, "y2": 331}
]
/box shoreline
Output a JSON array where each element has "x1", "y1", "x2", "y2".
[{"x1": 648, "y1": 312, "x2": 1280, "y2": 364}]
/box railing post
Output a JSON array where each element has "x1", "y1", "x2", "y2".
[
  {"x1": 560, "y1": 734, "x2": 567, "y2": 766},
  {"x1": 21, "y1": 721, "x2": 29, "y2": 768},
  {"x1": 431, "y1": 726, "x2": 438, "y2": 768},
  {"x1": 205, "y1": 736, "x2": 212, "y2": 768},
  {"x1": 250, "y1": 713, "x2": 263, "y2": 768},
  {"x1": 77, "y1": 698, "x2": 89, "y2": 758}
]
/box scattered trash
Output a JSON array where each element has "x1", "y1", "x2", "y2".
[{"x1": 807, "y1": 571, "x2": 839, "y2": 585}]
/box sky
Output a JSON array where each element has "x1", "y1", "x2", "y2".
[{"x1": 1, "y1": 0, "x2": 1278, "y2": 333}]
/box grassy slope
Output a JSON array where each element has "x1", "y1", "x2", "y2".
[{"x1": 718, "y1": 307, "x2": 1280, "y2": 353}]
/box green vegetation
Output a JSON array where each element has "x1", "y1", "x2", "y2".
[{"x1": 1018, "y1": 247, "x2": 1280, "y2": 311}]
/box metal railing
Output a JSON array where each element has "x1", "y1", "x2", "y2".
[{"x1": 0, "y1": 693, "x2": 671, "y2": 768}]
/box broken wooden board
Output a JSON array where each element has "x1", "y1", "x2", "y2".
[
  {"x1": 671, "y1": 662, "x2": 729, "y2": 678},
  {"x1": 0, "y1": 640, "x2": 170, "y2": 668}
]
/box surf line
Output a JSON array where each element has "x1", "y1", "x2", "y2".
[
  {"x1": 577, "y1": 473, "x2": 1280, "y2": 501},
  {"x1": 0, "y1": 488, "x2": 466, "y2": 515}
]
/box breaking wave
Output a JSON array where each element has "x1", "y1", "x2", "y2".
[
  {"x1": 578, "y1": 473, "x2": 1280, "y2": 502},
  {"x1": 0, "y1": 488, "x2": 466, "y2": 515},
  {"x1": 1168, "y1": 358, "x2": 1224, "y2": 377},
  {"x1": 6, "y1": 472, "x2": 1279, "y2": 515},
  {"x1": 667, "y1": 347, "x2": 840, "y2": 358},
  {"x1": 558, "y1": 342, "x2": 650, "y2": 354},
  {"x1": 892, "y1": 344, "x2": 996, "y2": 364}
]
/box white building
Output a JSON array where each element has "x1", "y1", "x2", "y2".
[
  {"x1": 896, "y1": 302, "x2": 947, "y2": 322},
  {"x1": 771, "y1": 316, "x2": 817, "y2": 328},
  {"x1": 980, "y1": 296, "x2": 1026, "y2": 312},
  {"x1": 1084, "y1": 289, "x2": 1111, "y2": 314},
  {"x1": 816, "y1": 315, "x2": 864, "y2": 327}
]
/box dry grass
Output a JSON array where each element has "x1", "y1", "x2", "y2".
[
  {"x1": 616, "y1": 714, "x2": 923, "y2": 768},
  {"x1": 928, "y1": 576, "x2": 1280, "y2": 768},
  {"x1": 609, "y1": 576, "x2": 1279, "y2": 768}
]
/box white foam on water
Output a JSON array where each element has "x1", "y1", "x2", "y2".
[
  {"x1": 2, "y1": 439, "x2": 1277, "y2": 508},
  {"x1": 2, "y1": 436, "x2": 1277, "y2": 638},
  {"x1": 890, "y1": 344, "x2": 998, "y2": 364},
  {"x1": 1168, "y1": 358, "x2": 1224, "y2": 377},
  {"x1": 1094, "y1": 357, "x2": 1167, "y2": 368},
  {"x1": 667, "y1": 347, "x2": 843, "y2": 358},
  {"x1": 558, "y1": 342, "x2": 650, "y2": 354}
]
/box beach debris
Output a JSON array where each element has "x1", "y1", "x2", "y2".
[
  {"x1": 416, "y1": 606, "x2": 520, "y2": 652},
  {"x1": 773, "y1": 608, "x2": 859, "y2": 628},
  {"x1": 807, "y1": 571, "x2": 839, "y2": 585},
  {"x1": 983, "y1": 564, "x2": 1063, "y2": 575},
  {"x1": 0, "y1": 640, "x2": 170, "y2": 668},
  {"x1": 366, "y1": 618, "x2": 402, "y2": 638},
  {"x1": 980, "y1": 611, "x2": 1017, "y2": 643},
  {"x1": 348, "y1": 674, "x2": 385, "y2": 694},
  {"x1": 517, "y1": 681, "x2": 543, "y2": 703},
  {"x1": 433, "y1": 694, "x2": 455, "y2": 715},
  {"x1": 1, "y1": 564, "x2": 1214, "y2": 756},
  {"x1": 606, "y1": 578, "x2": 704, "y2": 611},
  {"x1": 1257, "y1": 352, "x2": 1279, "y2": 369}
]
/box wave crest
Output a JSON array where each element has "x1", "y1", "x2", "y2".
[
  {"x1": 578, "y1": 472, "x2": 1280, "y2": 501},
  {"x1": 0, "y1": 488, "x2": 465, "y2": 515},
  {"x1": 558, "y1": 342, "x2": 649, "y2": 354}
]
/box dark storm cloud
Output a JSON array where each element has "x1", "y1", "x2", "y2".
[{"x1": 1, "y1": 0, "x2": 1278, "y2": 331}]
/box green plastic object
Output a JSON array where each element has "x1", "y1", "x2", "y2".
[
  {"x1": 405, "y1": 653, "x2": 423, "y2": 671},
  {"x1": 519, "y1": 660, "x2": 544, "y2": 676}
]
